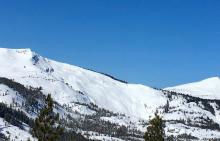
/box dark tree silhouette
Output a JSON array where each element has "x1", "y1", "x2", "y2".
[
  {"x1": 32, "y1": 94, "x2": 64, "y2": 141},
  {"x1": 144, "y1": 113, "x2": 164, "y2": 141}
]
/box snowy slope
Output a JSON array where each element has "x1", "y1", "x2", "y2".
[
  {"x1": 1, "y1": 48, "x2": 220, "y2": 140},
  {"x1": 0, "y1": 117, "x2": 36, "y2": 141},
  {"x1": 165, "y1": 77, "x2": 220, "y2": 99},
  {"x1": 0, "y1": 48, "x2": 166, "y2": 119}
]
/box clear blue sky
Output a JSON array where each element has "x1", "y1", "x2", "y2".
[{"x1": 0, "y1": 0, "x2": 220, "y2": 88}]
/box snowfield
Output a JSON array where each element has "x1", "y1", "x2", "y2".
[
  {"x1": 0, "y1": 117, "x2": 36, "y2": 141},
  {"x1": 0, "y1": 48, "x2": 220, "y2": 141},
  {"x1": 166, "y1": 77, "x2": 220, "y2": 99},
  {"x1": 0, "y1": 48, "x2": 167, "y2": 119}
]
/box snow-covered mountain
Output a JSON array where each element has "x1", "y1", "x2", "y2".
[
  {"x1": 0, "y1": 48, "x2": 166, "y2": 119},
  {"x1": 0, "y1": 48, "x2": 220, "y2": 141},
  {"x1": 166, "y1": 77, "x2": 220, "y2": 99}
]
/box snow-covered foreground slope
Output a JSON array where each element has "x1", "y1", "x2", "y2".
[
  {"x1": 0, "y1": 48, "x2": 220, "y2": 141},
  {"x1": 0, "y1": 117, "x2": 36, "y2": 141},
  {"x1": 166, "y1": 77, "x2": 220, "y2": 99}
]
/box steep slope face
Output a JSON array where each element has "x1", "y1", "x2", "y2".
[
  {"x1": 165, "y1": 77, "x2": 220, "y2": 99},
  {"x1": 0, "y1": 82, "x2": 37, "y2": 141},
  {"x1": 0, "y1": 48, "x2": 168, "y2": 140},
  {"x1": 0, "y1": 117, "x2": 35, "y2": 141},
  {"x1": 1, "y1": 48, "x2": 220, "y2": 141},
  {"x1": 0, "y1": 48, "x2": 166, "y2": 119},
  {"x1": 162, "y1": 90, "x2": 220, "y2": 140}
]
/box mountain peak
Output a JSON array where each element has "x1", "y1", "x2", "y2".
[
  {"x1": 0, "y1": 47, "x2": 32, "y2": 52},
  {"x1": 0, "y1": 48, "x2": 34, "y2": 58},
  {"x1": 165, "y1": 77, "x2": 220, "y2": 99},
  {"x1": 201, "y1": 76, "x2": 220, "y2": 82},
  {"x1": 1, "y1": 48, "x2": 220, "y2": 140}
]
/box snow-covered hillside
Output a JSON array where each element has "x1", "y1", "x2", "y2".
[
  {"x1": 0, "y1": 48, "x2": 166, "y2": 119},
  {"x1": 166, "y1": 77, "x2": 220, "y2": 99},
  {"x1": 0, "y1": 48, "x2": 220, "y2": 141}
]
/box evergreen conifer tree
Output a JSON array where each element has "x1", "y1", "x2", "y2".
[
  {"x1": 32, "y1": 94, "x2": 64, "y2": 141},
  {"x1": 144, "y1": 113, "x2": 164, "y2": 141}
]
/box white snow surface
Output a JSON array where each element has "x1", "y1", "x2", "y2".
[
  {"x1": 1, "y1": 48, "x2": 220, "y2": 140},
  {"x1": 0, "y1": 48, "x2": 166, "y2": 119},
  {"x1": 165, "y1": 77, "x2": 220, "y2": 99},
  {"x1": 0, "y1": 117, "x2": 36, "y2": 141}
]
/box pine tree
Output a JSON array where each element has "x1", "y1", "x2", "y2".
[
  {"x1": 144, "y1": 113, "x2": 164, "y2": 141},
  {"x1": 32, "y1": 94, "x2": 64, "y2": 141}
]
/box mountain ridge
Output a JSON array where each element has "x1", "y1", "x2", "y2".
[
  {"x1": 0, "y1": 47, "x2": 165, "y2": 119},
  {"x1": 166, "y1": 76, "x2": 220, "y2": 99},
  {"x1": 1, "y1": 47, "x2": 220, "y2": 140}
]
